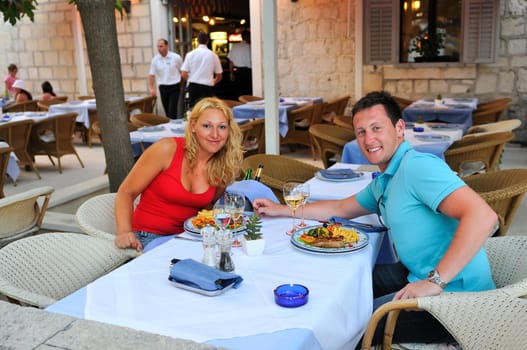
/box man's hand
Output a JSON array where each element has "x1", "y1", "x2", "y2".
[
  {"x1": 252, "y1": 198, "x2": 288, "y2": 217},
  {"x1": 393, "y1": 280, "x2": 443, "y2": 301}
]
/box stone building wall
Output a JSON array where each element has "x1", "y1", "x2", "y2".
[
  {"x1": 0, "y1": 0, "x2": 153, "y2": 100},
  {"x1": 363, "y1": 0, "x2": 527, "y2": 143}
]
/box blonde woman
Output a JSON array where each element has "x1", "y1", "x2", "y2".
[{"x1": 115, "y1": 97, "x2": 244, "y2": 251}]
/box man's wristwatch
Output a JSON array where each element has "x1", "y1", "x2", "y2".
[{"x1": 427, "y1": 269, "x2": 447, "y2": 289}]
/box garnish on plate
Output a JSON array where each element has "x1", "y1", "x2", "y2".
[
  {"x1": 298, "y1": 223, "x2": 360, "y2": 248},
  {"x1": 191, "y1": 209, "x2": 244, "y2": 230}
]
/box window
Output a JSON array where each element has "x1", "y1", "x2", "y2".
[{"x1": 364, "y1": 0, "x2": 499, "y2": 65}]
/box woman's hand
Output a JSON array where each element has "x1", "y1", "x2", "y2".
[
  {"x1": 252, "y1": 198, "x2": 288, "y2": 217},
  {"x1": 115, "y1": 232, "x2": 142, "y2": 252}
]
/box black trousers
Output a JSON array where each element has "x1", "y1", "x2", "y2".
[
  {"x1": 188, "y1": 82, "x2": 215, "y2": 108},
  {"x1": 233, "y1": 67, "x2": 252, "y2": 96},
  {"x1": 159, "y1": 83, "x2": 180, "y2": 119}
]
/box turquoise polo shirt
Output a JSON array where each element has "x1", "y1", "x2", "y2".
[{"x1": 356, "y1": 141, "x2": 495, "y2": 292}]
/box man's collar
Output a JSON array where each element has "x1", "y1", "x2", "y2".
[{"x1": 383, "y1": 141, "x2": 412, "y2": 177}]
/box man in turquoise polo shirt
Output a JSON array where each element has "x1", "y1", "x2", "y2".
[{"x1": 252, "y1": 91, "x2": 498, "y2": 345}]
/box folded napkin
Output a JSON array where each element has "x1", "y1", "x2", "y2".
[
  {"x1": 226, "y1": 180, "x2": 280, "y2": 206},
  {"x1": 319, "y1": 168, "x2": 362, "y2": 180},
  {"x1": 169, "y1": 259, "x2": 243, "y2": 291},
  {"x1": 139, "y1": 125, "x2": 164, "y2": 132},
  {"x1": 328, "y1": 216, "x2": 386, "y2": 233}
]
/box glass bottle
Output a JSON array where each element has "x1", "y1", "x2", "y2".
[{"x1": 201, "y1": 225, "x2": 217, "y2": 268}]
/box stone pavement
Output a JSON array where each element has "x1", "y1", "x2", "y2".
[{"x1": 0, "y1": 301, "x2": 222, "y2": 350}]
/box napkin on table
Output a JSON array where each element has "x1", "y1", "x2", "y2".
[
  {"x1": 169, "y1": 258, "x2": 243, "y2": 291},
  {"x1": 319, "y1": 168, "x2": 362, "y2": 180}
]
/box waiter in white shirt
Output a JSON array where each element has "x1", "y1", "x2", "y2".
[
  {"x1": 148, "y1": 39, "x2": 183, "y2": 119},
  {"x1": 181, "y1": 32, "x2": 223, "y2": 108},
  {"x1": 228, "y1": 30, "x2": 252, "y2": 97}
]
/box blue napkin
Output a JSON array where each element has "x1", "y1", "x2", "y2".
[
  {"x1": 227, "y1": 180, "x2": 280, "y2": 205},
  {"x1": 169, "y1": 259, "x2": 243, "y2": 291},
  {"x1": 319, "y1": 168, "x2": 362, "y2": 180}
]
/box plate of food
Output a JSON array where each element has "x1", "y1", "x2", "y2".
[
  {"x1": 290, "y1": 223, "x2": 369, "y2": 254},
  {"x1": 184, "y1": 209, "x2": 247, "y2": 238},
  {"x1": 314, "y1": 169, "x2": 364, "y2": 182}
]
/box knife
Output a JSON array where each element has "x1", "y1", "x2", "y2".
[{"x1": 173, "y1": 236, "x2": 202, "y2": 242}]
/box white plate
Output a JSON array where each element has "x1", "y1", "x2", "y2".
[
  {"x1": 314, "y1": 171, "x2": 364, "y2": 182},
  {"x1": 290, "y1": 225, "x2": 369, "y2": 255},
  {"x1": 414, "y1": 134, "x2": 450, "y2": 142},
  {"x1": 183, "y1": 214, "x2": 248, "y2": 237}
]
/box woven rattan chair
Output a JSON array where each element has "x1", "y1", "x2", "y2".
[
  {"x1": 463, "y1": 169, "x2": 527, "y2": 236},
  {"x1": 472, "y1": 103, "x2": 510, "y2": 126},
  {"x1": 126, "y1": 97, "x2": 147, "y2": 119},
  {"x1": 392, "y1": 96, "x2": 414, "y2": 110},
  {"x1": 309, "y1": 124, "x2": 356, "y2": 168},
  {"x1": 0, "y1": 146, "x2": 13, "y2": 198},
  {"x1": 130, "y1": 113, "x2": 170, "y2": 128},
  {"x1": 37, "y1": 96, "x2": 68, "y2": 111},
  {"x1": 142, "y1": 95, "x2": 157, "y2": 113},
  {"x1": 240, "y1": 118, "x2": 265, "y2": 156},
  {"x1": 221, "y1": 99, "x2": 244, "y2": 108},
  {"x1": 281, "y1": 103, "x2": 322, "y2": 159},
  {"x1": 465, "y1": 118, "x2": 521, "y2": 137},
  {"x1": 77, "y1": 95, "x2": 95, "y2": 100},
  {"x1": 361, "y1": 235, "x2": 527, "y2": 350},
  {"x1": 477, "y1": 97, "x2": 512, "y2": 111},
  {"x1": 28, "y1": 113, "x2": 84, "y2": 173},
  {"x1": 322, "y1": 95, "x2": 350, "y2": 117},
  {"x1": 0, "y1": 119, "x2": 40, "y2": 180},
  {"x1": 0, "y1": 186, "x2": 53, "y2": 247},
  {"x1": 0, "y1": 232, "x2": 137, "y2": 308},
  {"x1": 238, "y1": 95, "x2": 263, "y2": 103},
  {"x1": 444, "y1": 131, "x2": 513, "y2": 177},
  {"x1": 242, "y1": 154, "x2": 322, "y2": 203},
  {"x1": 3, "y1": 100, "x2": 38, "y2": 113}
]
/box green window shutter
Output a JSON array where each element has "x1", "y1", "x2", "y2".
[
  {"x1": 364, "y1": 0, "x2": 398, "y2": 64},
  {"x1": 463, "y1": 0, "x2": 499, "y2": 63}
]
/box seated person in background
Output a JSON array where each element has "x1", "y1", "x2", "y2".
[
  {"x1": 115, "y1": 97, "x2": 244, "y2": 251},
  {"x1": 253, "y1": 91, "x2": 498, "y2": 345},
  {"x1": 41, "y1": 81, "x2": 57, "y2": 100},
  {"x1": 12, "y1": 79, "x2": 32, "y2": 103}
]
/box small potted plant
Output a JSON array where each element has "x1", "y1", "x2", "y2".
[{"x1": 241, "y1": 213, "x2": 265, "y2": 256}]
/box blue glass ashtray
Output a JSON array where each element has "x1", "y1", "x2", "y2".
[
  {"x1": 274, "y1": 284, "x2": 309, "y2": 308},
  {"x1": 413, "y1": 126, "x2": 424, "y2": 132}
]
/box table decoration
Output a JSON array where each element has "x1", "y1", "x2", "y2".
[{"x1": 241, "y1": 213, "x2": 265, "y2": 255}]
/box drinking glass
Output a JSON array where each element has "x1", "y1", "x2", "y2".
[
  {"x1": 213, "y1": 198, "x2": 232, "y2": 233},
  {"x1": 297, "y1": 183, "x2": 310, "y2": 228},
  {"x1": 225, "y1": 192, "x2": 246, "y2": 247},
  {"x1": 283, "y1": 182, "x2": 304, "y2": 235}
]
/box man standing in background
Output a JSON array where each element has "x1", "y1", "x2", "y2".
[
  {"x1": 181, "y1": 32, "x2": 223, "y2": 108},
  {"x1": 149, "y1": 39, "x2": 183, "y2": 119},
  {"x1": 228, "y1": 30, "x2": 252, "y2": 97}
]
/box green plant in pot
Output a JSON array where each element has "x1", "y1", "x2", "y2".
[{"x1": 241, "y1": 213, "x2": 265, "y2": 255}]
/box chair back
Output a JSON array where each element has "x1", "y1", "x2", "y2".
[
  {"x1": 484, "y1": 236, "x2": 527, "y2": 292},
  {"x1": 464, "y1": 169, "x2": 527, "y2": 236},
  {"x1": 465, "y1": 118, "x2": 522, "y2": 137},
  {"x1": 477, "y1": 97, "x2": 512, "y2": 111},
  {"x1": 239, "y1": 118, "x2": 265, "y2": 155},
  {"x1": 392, "y1": 96, "x2": 414, "y2": 110},
  {"x1": 472, "y1": 103, "x2": 510, "y2": 125},
  {"x1": 0, "y1": 146, "x2": 13, "y2": 198},
  {"x1": 0, "y1": 119, "x2": 40, "y2": 179},
  {"x1": 322, "y1": 95, "x2": 350, "y2": 116},
  {"x1": 130, "y1": 113, "x2": 170, "y2": 128},
  {"x1": 77, "y1": 95, "x2": 95, "y2": 100},
  {"x1": 242, "y1": 154, "x2": 322, "y2": 203},
  {"x1": 0, "y1": 186, "x2": 54, "y2": 247},
  {"x1": 281, "y1": 103, "x2": 320, "y2": 159},
  {"x1": 3, "y1": 100, "x2": 38, "y2": 112},
  {"x1": 309, "y1": 124, "x2": 355, "y2": 168},
  {"x1": 221, "y1": 99, "x2": 244, "y2": 108},
  {"x1": 444, "y1": 131, "x2": 513, "y2": 176},
  {"x1": 238, "y1": 95, "x2": 263, "y2": 103},
  {"x1": 0, "y1": 232, "x2": 135, "y2": 308},
  {"x1": 126, "y1": 98, "x2": 146, "y2": 119},
  {"x1": 142, "y1": 95, "x2": 157, "y2": 113},
  {"x1": 38, "y1": 96, "x2": 68, "y2": 108}
]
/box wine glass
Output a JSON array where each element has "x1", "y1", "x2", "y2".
[
  {"x1": 283, "y1": 182, "x2": 304, "y2": 235},
  {"x1": 213, "y1": 198, "x2": 232, "y2": 233},
  {"x1": 225, "y1": 192, "x2": 246, "y2": 247},
  {"x1": 297, "y1": 183, "x2": 310, "y2": 228}
]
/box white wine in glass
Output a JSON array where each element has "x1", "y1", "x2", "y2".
[
  {"x1": 297, "y1": 183, "x2": 310, "y2": 228},
  {"x1": 283, "y1": 182, "x2": 304, "y2": 235},
  {"x1": 225, "y1": 192, "x2": 245, "y2": 247}
]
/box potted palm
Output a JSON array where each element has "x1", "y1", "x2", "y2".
[{"x1": 241, "y1": 213, "x2": 265, "y2": 255}]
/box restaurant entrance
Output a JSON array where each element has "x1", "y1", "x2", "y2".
[{"x1": 168, "y1": 0, "x2": 251, "y2": 102}]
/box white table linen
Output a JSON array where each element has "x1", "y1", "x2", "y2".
[
  {"x1": 0, "y1": 141, "x2": 19, "y2": 181},
  {"x1": 48, "y1": 101, "x2": 93, "y2": 129},
  {"x1": 84, "y1": 215, "x2": 381, "y2": 350}
]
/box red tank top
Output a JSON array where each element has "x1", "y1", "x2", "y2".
[{"x1": 132, "y1": 138, "x2": 215, "y2": 235}]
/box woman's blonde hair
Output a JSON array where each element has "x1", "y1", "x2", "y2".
[{"x1": 184, "y1": 97, "x2": 244, "y2": 187}]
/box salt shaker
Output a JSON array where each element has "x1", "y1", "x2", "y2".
[{"x1": 201, "y1": 225, "x2": 217, "y2": 268}]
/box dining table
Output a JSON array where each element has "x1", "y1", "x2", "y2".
[
  {"x1": 341, "y1": 122, "x2": 464, "y2": 164},
  {"x1": 402, "y1": 97, "x2": 478, "y2": 134},
  {"x1": 231, "y1": 97, "x2": 323, "y2": 137},
  {"x1": 46, "y1": 165, "x2": 385, "y2": 350}
]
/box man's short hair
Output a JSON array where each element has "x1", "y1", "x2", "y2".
[
  {"x1": 198, "y1": 32, "x2": 209, "y2": 45},
  {"x1": 351, "y1": 91, "x2": 402, "y2": 126}
]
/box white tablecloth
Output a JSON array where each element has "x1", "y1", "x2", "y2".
[
  {"x1": 48, "y1": 101, "x2": 94, "y2": 129},
  {"x1": 82, "y1": 215, "x2": 381, "y2": 350},
  {"x1": 0, "y1": 141, "x2": 19, "y2": 181}
]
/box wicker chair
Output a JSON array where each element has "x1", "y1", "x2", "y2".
[
  {"x1": 126, "y1": 97, "x2": 147, "y2": 119},
  {"x1": 444, "y1": 131, "x2": 513, "y2": 177},
  {"x1": 130, "y1": 113, "x2": 170, "y2": 128},
  {"x1": 280, "y1": 103, "x2": 322, "y2": 159},
  {"x1": 142, "y1": 95, "x2": 157, "y2": 113},
  {"x1": 322, "y1": 95, "x2": 350, "y2": 117},
  {"x1": 238, "y1": 95, "x2": 263, "y2": 103},
  {"x1": 0, "y1": 232, "x2": 137, "y2": 308},
  {"x1": 308, "y1": 124, "x2": 356, "y2": 168},
  {"x1": 463, "y1": 169, "x2": 527, "y2": 236},
  {"x1": 28, "y1": 113, "x2": 84, "y2": 173},
  {"x1": 240, "y1": 118, "x2": 265, "y2": 156},
  {"x1": 0, "y1": 186, "x2": 54, "y2": 248},
  {"x1": 37, "y1": 96, "x2": 68, "y2": 111},
  {"x1": 472, "y1": 103, "x2": 510, "y2": 126},
  {"x1": 242, "y1": 154, "x2": 322, "y2": 203},
  {"x1": 392, "y1": 96, "x2": 414, "y2": 110},
  {"x1": 77, "y1": 95, "x2": 95, "y2": 100},
  {"x1": 477, "y1": 97, "x2": 512, "y2": 111},
  {"x1": 0, "y1": 119, "x2": 40, "y2": 180},
  {"x1": 3, "y1": 100, "x2": 38, "y2": 113},
  {"x1": 465, "y1": 118, "x2": 522, "y2": 137},
  {"x1": 0, "y1": 146, "x2": 13, "y2": 198},
  {"x1": 221, "y1": 99, "x2": 244, "y2": 108},
  {"x1": 361, "y1": 235, "x2": 527, "y2": 350}
]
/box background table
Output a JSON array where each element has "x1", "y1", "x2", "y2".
[
  {"x1": 232, "y1": 97, "x2": 322, "y2": 137},
  {"x1": 341, "y1": 124, "x2": 463, "y2": 164},
  {"x1": 48, "y1": 100, "x2": 93, "y2": 129}
]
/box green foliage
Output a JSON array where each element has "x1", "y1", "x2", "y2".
[
  {"x1": 1, "y1": 0, "x2": 37, "y2": 25},
  {"x1": 244, "y1": 213, "x2": 263, "y2": 240}
]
